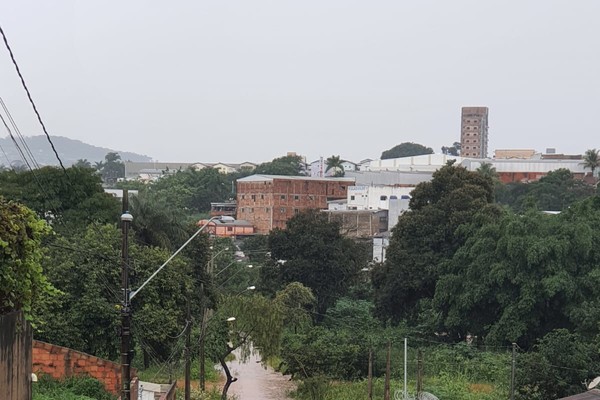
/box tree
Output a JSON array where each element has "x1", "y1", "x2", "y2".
[
  {"x1": 325, "y1": 155, "x2": 345, "y2": 177},
  {"x1": 96, "y1": 152, "x2": 125, "y2": 185},
  {"x1": 582, "y1": 148, "x2": 600, "y2": 176},
  {"x1": 275, "y1": 282, "x2": 316, "y2": 333},
  {"x1": 207, "y1": 294, "x2": 283, "y2": 399},
  {"x1": 380, "y1": 142, "x2": 433, "y2": 160},
  {"x1": 476, "y1": 162, "x2": 498, "y2": 181},
  {"x1": 267, "y1": 209, "x2": 368, "y2": 317},
  {"x1": 372, "y1": 162, "x2": 494, "y2": 322},
  {"x1": 129, "y1": 191, "x2": 189, "y2": 250},
  {"x1": 0, "y1": 166, "x2": 120, "y2": 233},
  {"x1": 516, "y1": 329, "x2": 600, "y2": 399},
  {"x1": 73, "y1": 159, "x2": 92, "y2": 168},
  {"x1": 495, "y1": 169, "x2": 596, "y2": 213},
  {"x1": 253, "y1": 154, "x2": 305, "y2": 176},
  {"x1": 39, "y1": 223, "x2": 193, "y2": 360},
  {"x1": 0, "y1": 197, "x2": 55, "y2": 318},
  {"x1": 434, "y1": 198, "x2": 600, "y2": 346},
  {"x1": 441, "y1": 142, "x2": 461, "y2": 156}
]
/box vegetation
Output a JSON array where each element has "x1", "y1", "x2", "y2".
[
  {"x1": 325, "y1": 155, "x2": 345, "y2": 177},
  {"x1": 33, "y1": 375, "x2": 116, "y2": 400},
  {"x1": 380, "y1": 142, "x2": 433, "y2": 159},
  {"x1": 6, "y1": 149, "x2": 600, "y2": 399},
  {"x1": 253, "y1": 154, "x2": 306, "y2": 176}
]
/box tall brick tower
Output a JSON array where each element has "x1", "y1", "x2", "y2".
[{"x1": 460, "y1": 107, "x2": 489, "y2": 158}]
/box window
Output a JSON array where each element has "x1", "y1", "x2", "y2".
[
  {"x1": 249, "y1": 208, "x2": 254, "y2": 213},
  {"x1": 350, "y1": 195, "x2": 355, "y2": 200},
  {"x1": 380, "y1": 195, "x2": 388, "y2": 201},
  {"x1": 294, "y1": 208, "x2": 299, "y2": 214},
  {"x1": 227, "y1": 226, "x2": 233, "y2": 232},
  {"x1": 379, "y1": 216, "x2": 388, "y2": 223},
  {"x1": 308, "y1": 195, "x2": 314, "y2": 201},
  {"x1": 280, "y1": 207, "x2": 286, "y2": 213},
  {"x1": 265, "y1": 207, "x2": 270, "y2": 212},
  {"x1": 261, "y1": 194, "x2": 264, "y2": 200},
  {"x1": 241, "y1": 195, "x2": 245, "y2": 200},
  {"x1": 281, "y1": 195, "x2": 286, "y2": 200},
  {"x1": 251, "y1": 194, "x2": 256, "y2": 201},
  {"x1": 341, "y1": 186, "x2": 345, "y2": 190},
  {"x1": 294, "y1": 195, "x2": 299, "y2": 200}
]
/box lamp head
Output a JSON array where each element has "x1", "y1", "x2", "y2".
[{"x1": 121, "y1": 212, "x2": 133, "y2": 222}]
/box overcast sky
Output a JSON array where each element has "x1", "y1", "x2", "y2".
[{"x1": 1, "y1": 1, "x2": 599, "y2": 163}]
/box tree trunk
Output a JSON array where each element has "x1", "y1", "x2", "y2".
[
  {"x1": 219, "y1": 353, "x2": 237, "y2": 400},
  {"x1": 143, "y1": 347, "x2": 150, "y2": 369},
  {"x1": 367, "y1": 347, "x2": 373, "y2": 400}
]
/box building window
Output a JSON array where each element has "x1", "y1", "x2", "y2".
[
  {"x1": 280, "y1": 207, "x2": 286, "y2": 213},
  {"x1": 251, "y1": 195, "x2": 256, "y2": 201},
  {"x1": 294, "y1": 208, "x2": 299, "y2": 214},
  {"x1": 341, "y1": 186, "x2": 345, "y2": 190},
  {"x1": 294, "y1": 195, "x2": 299, "y2": 200},
  {"x1": 265, "y1": 207, "x2": 270, "y2": 212},
  {"x1": 380, "y1": 195, "x2": 388, "y2": 201},
  {"x1": 227, "y1": 226, "x2": 233, "y2": 232},
  {"x1": 249, "y1": 208, "x2": 254, "y2": 213},
  {"x1": 241, "y1": 195, "x2": 245, "y2": 200},
  {"x1": 379, "y1": 216, "x2": 388, "y2": 223},
  {"x1": 281, "y1": 195, "x2": 286, "y2": 200},
  {"x1": 350, "y1": 195, "x2": 355, "y2": 200},
  {"x1": 261, "y1": 194, "x2": 264, "y2": 200},
  {"x1": 308, "y1": 195, "x2": 314, "y2": 201}
]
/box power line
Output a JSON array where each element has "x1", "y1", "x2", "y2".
[
  {"x1": 0, "y1": 97, "x2": 41, "y2": 169},
  {"x1": 0, "y1": 23, "x2": 67, "y2": 172}
]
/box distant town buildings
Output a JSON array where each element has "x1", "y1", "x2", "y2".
[
  {"x1": 124, "y1": 161, "x2": 257, "y2": 181},
  {"x1": 460, "y1": 106, "x2": 489, "y2": 158}
]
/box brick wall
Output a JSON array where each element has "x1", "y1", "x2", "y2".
[
  {"x1": 237, "y1": 177, "x2": 353, "y2": 234},
  {"x1": 32, "y1": 340, "x2": 136, "y2": 395}
]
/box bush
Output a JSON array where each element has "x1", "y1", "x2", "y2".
[{"x1": 33, "y1": 375, "x2": 116, "y2": 400}]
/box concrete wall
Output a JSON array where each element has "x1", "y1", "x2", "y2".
[
  {"x1": 0, "y1": 311, "x2": 32, "y2": 400},
  {"x1": 32, "y1": 340, "x2": 136, "y2": 395}
]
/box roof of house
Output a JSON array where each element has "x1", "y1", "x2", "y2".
[
  {"x1": 558, "y1": 389, "x2": 600, "y2": 399},
  {"x1": 237, "y1": 174, "x2": 355, "y2": 183}
]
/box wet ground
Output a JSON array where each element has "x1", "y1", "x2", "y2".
[{"x1": 224, "y1": 351, "x2": 296, "y2": 400}]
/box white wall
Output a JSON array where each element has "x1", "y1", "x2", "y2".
[{"x1": 347, "y1": 185, "x2": 413, "y2": 210}]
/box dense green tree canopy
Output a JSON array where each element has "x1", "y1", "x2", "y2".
[
  {"x1": 373, "y1": 162, "x2": 494, "y2": 322},
  {"x1": 253, "y1": 154, "x2": 305, "y2": 176},
  {"x1": 380, "y1": 142, "x2": 434, "y2": 159},
  {"x1": 267, "y1": 209, "x2": 368, "y2": 316},
  {"x1": 0, "y1": 166, "x2": 120, "y2": 231},
  {"x1": 0, "y1": 197, "x2": 55, "y2": 318},
  {"x1": 435, "y1": 197, "x2": 600, "y2": 346},
  {"x1": 496, "y1": 168, "x2": 596, "y2": 212}
]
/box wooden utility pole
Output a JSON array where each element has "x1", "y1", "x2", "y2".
[
  {"x1": 184, "y1": 299, "x2": 191, "y2": 400},
  {"x1": 416, "y1": 348, "x2": 423, "y2": 396},
  {"x1": 510, "y1": 343, "x2": 516, "y2": 400},
  {"x1": 384, "y1": 340, "x2": 391, "y2": 400},
  {"x1": 367, "y1": 347, "x2": 373, "y2": 400}
]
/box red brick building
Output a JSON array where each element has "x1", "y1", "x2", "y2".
[{"x1": 237, "y1": 174, "x2": 355, "y2": 234}]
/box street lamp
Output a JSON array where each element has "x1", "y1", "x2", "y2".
[{"x1": 121, "y1": 214, "x2": 226, "y2": 399}]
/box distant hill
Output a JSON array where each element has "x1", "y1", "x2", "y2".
[{"x1": 0, "y1": 135, "x2": 152, "y2": 167}]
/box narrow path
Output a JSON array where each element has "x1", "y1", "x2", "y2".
[{"x1": 224, "y1": 351, "x2": 296, "y2": 400}]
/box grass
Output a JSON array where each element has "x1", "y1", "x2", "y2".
[{"x1": 32, "y1": 375, "x2": 116, "y2": 400}]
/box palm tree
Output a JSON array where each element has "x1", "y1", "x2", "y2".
[
  {"x1": 74, "y1": 159, "x2": 92, "y2": 168},
  {"x1": 582, "y1": 148, "x2": 600, "y2": 177},
  {"x1": 129, "y1": 192, "x2": 188, "y2": 250},
  {"x1": 476, "y1": 162, "x2": 498, "y2": 181},
  {"x1": 325, "y1": 155, "x2": 345, "y2": 177}
]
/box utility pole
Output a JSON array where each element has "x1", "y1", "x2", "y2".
[
  {"x1": 404, "y1": 338, "x2": 408, "y2": 399},
  {"x1": 120, "y1": 190, "x2": 132, "y2": 400},
  {"x1": 367, "y1": 347, "x2": 373, "y2": 400},
  {"x1": 184, "y1": 298, "x2": 191, "y2": 400},
  {"x1": 384, "y1": 340, "x2": 391, "y2": 400},
  {"x1": 510, "y1": 342, "x2": 516, "y2": 400},
  {"x1": 199, "y1": 279, "x2": 206, "y2": 391},
  {"x1": 416, "y1": 349, "x2": 423, "y2": 396}
]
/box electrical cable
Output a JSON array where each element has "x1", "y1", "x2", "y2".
[{"x1": 0, "y1": 24, "x2": 67, "y2": 172}]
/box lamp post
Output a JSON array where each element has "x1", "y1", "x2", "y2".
[
  {"x1": 120, "y1": 203, "x2": 133, "y2": 400},
  {"x1": 121, "y1": 214, "x2": 225, "y2": 399}
]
